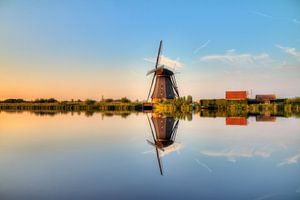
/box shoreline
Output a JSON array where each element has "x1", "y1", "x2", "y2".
[{"x1": 1, "y1": 98, "x2": 299, "y2": 118}]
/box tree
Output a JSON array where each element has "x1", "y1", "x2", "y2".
[
  {"x1": 4, "y1": 98, "x2": 25, "y2": 103},
  {"x1": 121, "y1": 97, "x2": 131, "y2": 103},
  {"x1": 105, "y1": 98, "x2": 113, "y2": 103},
  {"x1": 186, "y1": 95, "x2": 193, "y2": 104},
  {"x1": 85, "y1": 99, "x2": 96, "y2": 105},
  {"x1": 47, "y1": 98, "x2": 58, "y2": 103}
]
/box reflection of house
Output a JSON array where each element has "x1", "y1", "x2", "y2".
[
  {"x1": 226, "y1": 117, "x2": 247, "y2": 126},
  {"x1": 255, "y1": 94, "x2": 276, "y2": 104},
  {"x1": 256, "y1": 114, "x2": 276, "y2": 122},
  {"x1": 225, "y1": 91, "x2": 247, "y2": 100},
  {"x1": 147, "y1": 113, "x2": 180, "y2": 175}
]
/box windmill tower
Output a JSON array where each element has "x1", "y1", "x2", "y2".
[
  {"x1": 147, "y1": 40, "x2": 179, "y2": 103},
  {"x1": 146, "y1": 113, "x2": 180, "y2": 175}
]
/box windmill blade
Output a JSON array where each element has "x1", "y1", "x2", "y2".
[
  {"x1": 146, "y1": 66, "x2": 164, "y2": 76},
  {"x1": 147, "y1": 114, "x2": 164, "y2": 175},
  {"x1": 171, "y1": 76, "x2": 180, "y2": 97},
  {"x1": 146, "y1": 139, "x2": 156, "y2": 147},
  {"x1": 171, "y1": 120, "x2": 179, "y2": 141},
  {"x1": 155, "y1": 40, "x2": 163, "y2": 69},
  {"x1": 146, "y1": 140, "x2": 165, "y2": 151},
  {"x1": 147, "y1": 114, "x2": 156, "y2": 142},
  {"x1": 147, "y1": 74, "x2": 155, "y2": 101},
  {"x1": 146, "y1": 68, "x2": 157, "y2": 76},
  {"x1": 146, "y1": 41, "x2": 162, "y2": 101},
  {"x1": 155, "y1": 145, "x2": 163, "y2": 176},
  {"x1": 146, "y1": 114, "x2": 166, "y2": 152}
]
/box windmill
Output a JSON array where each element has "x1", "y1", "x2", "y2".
[
  {"x1": 146, "y1": 40, "x2": 180, "y2": 103},
  {"x1": 146, "y1": 113, "x2": 180, "y2": 176}
]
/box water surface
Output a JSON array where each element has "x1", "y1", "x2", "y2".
[{"x1": 0, "y1": 112, "x2": 299, "y2": 199}]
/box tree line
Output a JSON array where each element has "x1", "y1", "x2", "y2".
[{"x1": 0, "y1": 97, "x2": 133, "y2": 104}]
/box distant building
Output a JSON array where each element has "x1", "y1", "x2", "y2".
[
  {"x1": 226, "y1": 117, "x2": 248, "y2": 126},
  {"x1": 225, "y1": 91, "x2": 247, "y2": 100},
  {"x1": 255, "y1": 94, "x2": 276, "y2": 104}
]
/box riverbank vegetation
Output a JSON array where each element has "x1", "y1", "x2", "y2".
[
  {"x1": 0, "y1": 97, "x2": 139, "y2": 112},
  {"x1": 1, "y1": 97, "x2": 300, "y2": 117}
]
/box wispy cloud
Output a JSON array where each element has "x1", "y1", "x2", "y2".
[
  {"x1": 276, "y1": 61, "x2": 299, "y2": 72},
  {"x1": 276, "y1": 45, "x2": 300, "y2": 60},
  {"x1": 200, "y1": 49, "x2": 272, "y2": 65},
  {"x1": 253, "y1": 193, "x2": 286, "y2": 200},
  {"x1": 158, "y1": 143, "x2": 182, "y2": 157},
  {"x1": 144, "y1": 55, "x2": 184, "y2": 68},
  {"x1": 194, "y1": 158, "x2": 212, "y2": 173},
  {"x1": 201, "y1": 146, "x2": 273, "y2": 163},
  {"x1": 250, "y1": 11, "x2": 300, "y2": 26},
  {"x1": 250, "y1": 11, "x2": 272, "y2": 18},
  {"x1": 277, "y1": 152, "x2": 300, "y2": 167},
  {"x1": 193, "y1": 40, "x2": 211, "y2": 54}
]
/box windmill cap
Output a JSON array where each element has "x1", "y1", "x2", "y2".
[{"x1": 146, "y1": 66, "x2": 174, "y2": 76}]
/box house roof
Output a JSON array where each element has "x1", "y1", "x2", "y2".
[{"x1": 225, "y1": 91, "x2": 247, "y2": 99}]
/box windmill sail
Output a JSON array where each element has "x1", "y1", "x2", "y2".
[{"x1": 147, "y1": 40, "x2": 163, "y2": 101}]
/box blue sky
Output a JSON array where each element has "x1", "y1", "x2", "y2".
[{"x1": 0, "y1": 0, "x2": 300, "y2": 100}]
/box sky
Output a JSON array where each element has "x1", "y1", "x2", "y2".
[{"x1": 0, "y1": 0, "x2": 300, "y2": 100}]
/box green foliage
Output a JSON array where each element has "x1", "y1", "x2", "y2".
[
  {"x1": 285, "y1": 97, "x2": 300, "y2": 104},
  {"x1": 120, "y1": 97, "x2": 131, "y2": 103},
  {"x1": 104, "y1": 98, "x2": 113, "y2": 103},
  {"x1": 1, "y1": 96, "x2": 300, "y2": 117},
  {"x1": 34, "y1": 98, "x2": 57, "y2": 103},
  {"x1": 47, "y1": 98, "x2": 58, "y2": 103},
  {"x1": 3, "y1": 98, "x2": 25, "y2": 103},
  {"x1": 84, "y1": 99, "x2": 96, "y2": 105},
  {"x1": 186, "y1": 95, "x2": 193, "y2": 104}
]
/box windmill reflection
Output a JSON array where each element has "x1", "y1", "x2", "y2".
[{"x1": 146, "y1": 113, "x2": 180, "y2": 176}]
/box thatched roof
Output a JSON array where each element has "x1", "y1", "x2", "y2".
[{"x1": 255, "y1": 94, "x2": 276, "y2": 101}]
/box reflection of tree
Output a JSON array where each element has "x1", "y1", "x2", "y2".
[
  {"x1": 33, "y1": 111, "x2": 58, "y2": 116},
  {"x1": 84, "y1": 111, "x2": 95, "y2": 117},
  {"x1": 154, "y1": 111, "x2": 193, "y2": 121},
  {"x1": 120, "y1": 113, "x2": 131, "y2": 118}
]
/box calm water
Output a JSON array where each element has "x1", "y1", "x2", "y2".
[{"x1": 0, "y1": 112, "x2": 300, "y2": 200}]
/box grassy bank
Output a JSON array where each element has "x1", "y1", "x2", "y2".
[
  {"x1": 0, "y1": 102, "x2": 140, "y2": 112},
  {"x1": 153, "y1": 97, "x2": 300, "y2": 117},
  {"x1": 1, "y1": 97, "x2": 300, "y2": 118}
]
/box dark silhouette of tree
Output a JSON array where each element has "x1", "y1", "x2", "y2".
[
  {"x1": 85, "y1": 99, "x2": 96, "y2": 105},
  {"x1": 121, "y1": 97, "x2": 131, "y2": 103}
]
